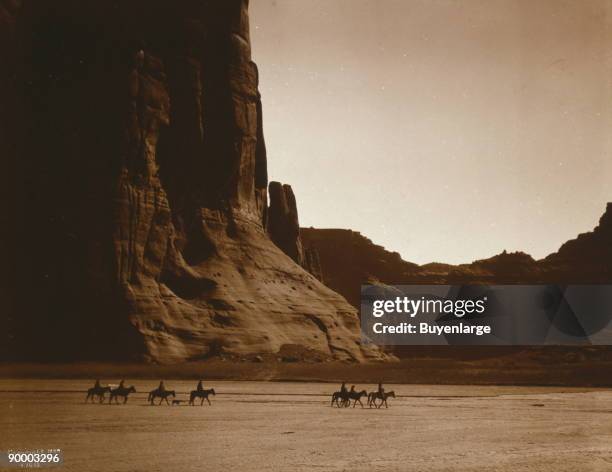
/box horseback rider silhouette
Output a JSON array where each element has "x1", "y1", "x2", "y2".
[
  {"x1": 158, "y1": 380, "x2": 166, "y2": 392},
  {"x1": 340, "y1": 382, "x2": 347, "y2": 395},
  {"x1": 378, "y1": 381, "x2": 385, "y2": 396},
  {"x1": 119, "y1": 380, "x2": 125, "y2": 389},
  {"x1": 94, "y1": 379, "x2": 101, "y2": 389},
  {"x1": 197, "y1": 380, "x2": 204, "y2": 392}
]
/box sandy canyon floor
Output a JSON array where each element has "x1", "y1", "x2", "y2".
[{"x1": 1, "y1": 380, "x2": 612, "y2": 471}]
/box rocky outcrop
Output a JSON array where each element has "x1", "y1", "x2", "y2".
[
  {"x1": 300, "y1": 228, "x2": 421, "y2": 307},
  {"x1": 543, "y1": 202, "x2": 612, "y2": 281},
  {"x1": 302, "y1": 246, "x2": 324, "y2": 281},
  {"x1": 6, "y1": 0, "x2": 382, "y2": 362},
  {"x1": 267, "y1": 182, "x2": 304, "y2": 265},
  {"x1": 266, "y1": 181, "x2": 324, "y2": 282}
]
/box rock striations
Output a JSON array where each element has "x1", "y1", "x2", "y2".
[{"x1": 5, "y1": 0, "x2": 382, "y2": 362}]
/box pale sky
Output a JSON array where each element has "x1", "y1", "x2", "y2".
[{"x1": 250, "y1": 0, "x2": 612, "y2": 264}]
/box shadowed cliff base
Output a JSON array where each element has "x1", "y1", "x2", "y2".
[{"x1": 3, "y1": 345, "x2": 612, "y2": 386}]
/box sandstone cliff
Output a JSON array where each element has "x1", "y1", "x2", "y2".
[
  {"x1": 267, "y1": 181, "x2": 303, "y2": 265},
  {"x1": 302, "y1": 203, "x2": 612, "y2": 302},
  {"x1": 302, "y1": 205, "x2": 612, "y2": 362},
  {"x1": 300, "y1": 228, "x2": 420, "y2": 307},
  {"x1": 6, "y1": 0, "x2": 381, "y2": 362}
]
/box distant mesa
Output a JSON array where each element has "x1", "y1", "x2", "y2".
[{"x1": 300, "y1": 202, "x2": 612, "y2": 306}]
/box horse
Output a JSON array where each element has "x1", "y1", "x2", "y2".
[
  {"x1": 331, "y1": 391, "x2": 349, "y2": 408},
  {"x1": 189, "y1": 388, "x2": 216, "y2": 406},
  {"x1": 367, "y1": 391, "x2": 378, "y2": 407},
  {"x1": 148, "y1": 389, "x2": 176, "y2": 405},
  {"x1": 109, "y1": 385, "x2": 136, "y2": 404},
  {"x1": 85, "y1": 385, "x2": 111, "y2": 403},
  {"x1": 369, "y1": 390, "x2": 396, "y2": 408},
  {"x1": 347, "y1": 389, "x2": 368, "y2": 408}
]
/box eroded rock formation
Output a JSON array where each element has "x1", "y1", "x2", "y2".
[
  {"x1": 302, "y1": 203, "x2": 612, "y2": 307},
  {"x1": 6, "y1": 0, "x2": 382, "y2": 362},
  {"x1": 267, "y1": 182, "x2": 304, "y2": 265},
  {"x1": 301, "y1": 228, "x2": 421, "y2": 307},
  {"x1": 266, "y1": 181, "x2": 324, "y2": 281}
]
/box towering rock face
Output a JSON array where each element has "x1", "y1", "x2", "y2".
[
  {"x1": 0, "y1": 0, "x2": 20, "y2": 358},
  {"x1": 6, "y1": 0, "x2": 381, "y2": 362},
  {"x1": 267, "y1": 182, "x2": 304, "y2": 265},
  {"x1": 266, "y1": 181, "x2": 324, "y2": 281}
]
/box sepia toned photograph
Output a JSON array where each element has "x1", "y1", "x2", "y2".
[{"x1": 1, "y1": 0, "x2": 612, "y2": 470}]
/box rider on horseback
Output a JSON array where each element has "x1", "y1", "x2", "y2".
[
  {"x1": 197, "y1": 380, "x2": 204, "y2": 392},
  {"x1": 340, "y1": 382, "x2": 347, "y2": 395},
  {"x1": 94, "y1": 379, "x2": 101, "y2": 389},
  {"x1": 119, "y1": 380, "x2": 125, "y2": 389},
  {"x1": 378, "y1": 381, "x2": 385, "y2": 396},
  {"x1": 158, "y1": 380, "x2": 166, "y2": 392}
]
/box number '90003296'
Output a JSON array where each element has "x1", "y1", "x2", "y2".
[{"x1": 1, "y1": 449, "x2": 63, "y2": 468}]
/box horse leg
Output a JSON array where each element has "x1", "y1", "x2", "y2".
[
  {"x1": 200, "y1": 398, "x2": 204, "y2": 406},
  {"x1": 206, "y1": 396, "x2": 211, "y2": 405}
]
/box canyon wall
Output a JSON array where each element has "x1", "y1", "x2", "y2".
[
  {"x1": 302, "y1": 203, "x2": 612, "y2": 306},
  {"x1": 5, "y1": 0, "x2": 381, "y2": 362}
]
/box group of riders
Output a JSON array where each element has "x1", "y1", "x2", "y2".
[
  {"x1": 333, "y1": 381, "x2": 395, "y2": 408},
  {"x1": 87, "y1": 379, "x2": 213, "y2": 405},
  {"x1": 88, "y1": 379, "x2": 394, "y2": 408}
]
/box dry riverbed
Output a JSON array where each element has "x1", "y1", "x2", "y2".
[{"x1": 1, "y1": 380, "x2": 612, "y2": 471}]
